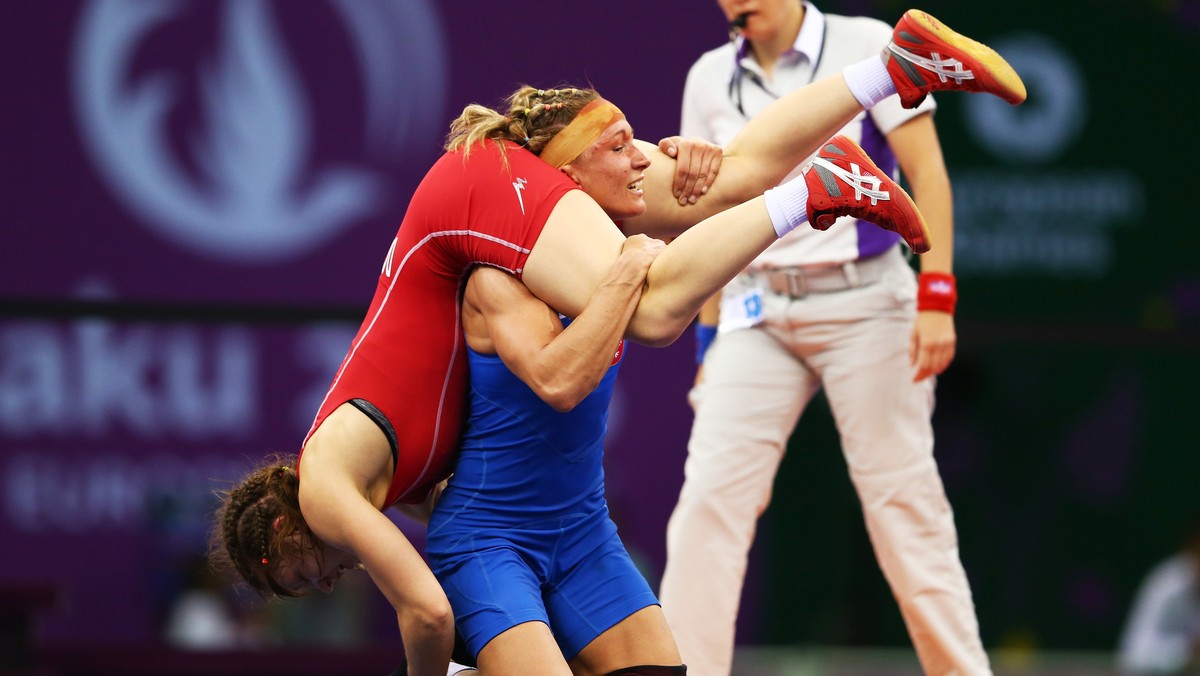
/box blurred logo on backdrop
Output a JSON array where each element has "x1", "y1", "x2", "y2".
[
  {"x1": 3, "y1": 0, "x2": 447, "y2": 536},
  {"x1": 957, "y1": 34, "x2": 1144, "y2": 278},
  {"x1": 72, "y1": 0, "x2": 446, "y2": 263}
]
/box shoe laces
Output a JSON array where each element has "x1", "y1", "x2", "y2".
[
  {"x1": 812, "y1": 157, "x2": 890, "y2": 205},
  {"x1": 887, "y1": 43, "x2": 976, "y2": 85}
]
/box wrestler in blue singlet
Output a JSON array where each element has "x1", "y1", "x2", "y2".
[{"x1": 425, "y1": 321, "x2": 658, "y2": 660}]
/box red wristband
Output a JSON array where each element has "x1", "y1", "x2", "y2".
[{"x1": 917, "y1": 272, "x2": 957, "y2": 314}]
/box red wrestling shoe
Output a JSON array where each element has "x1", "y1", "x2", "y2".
[
  {"x1": 885, "y1": 9, "x2": 1027, "y2": 109},
  {"x1": 804, "y1": 136, "x2": 930, "y2": 254}
]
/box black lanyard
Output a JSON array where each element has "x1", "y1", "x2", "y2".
[{"x1": 726, "y1": 31, "x2": 826, "y2": 118}]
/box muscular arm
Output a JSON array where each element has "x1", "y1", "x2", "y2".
[
  {"x1": 463, "y1": 236, "x2": 662, "y2": 411},
  {"x1": 299, "y1": 409, "x2": 454, "y2": 676}
]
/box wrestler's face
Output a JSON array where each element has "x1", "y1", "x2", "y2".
[
  {"x1": 562, "y1": 119, "x2": 649, "y2": 221},
  {"x1": 276, "y1": 534, "x2": 361, "y2": 595}
]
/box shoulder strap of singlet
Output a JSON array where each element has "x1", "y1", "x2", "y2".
[{"x1": 348, "y1": 398, "x2": 398, "y2": 471}]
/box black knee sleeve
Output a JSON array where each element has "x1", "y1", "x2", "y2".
[
  {"x1": 451, "y1": 630, "x2": 477, "y2": 667},
  {"x1": 603, "y1": 666, "x2": 686, "y2": 676},
  {"x1": 388, "y1": 629, "x2": 476, "y2": 675}
]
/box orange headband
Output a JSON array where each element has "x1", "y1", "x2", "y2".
[{"x1": 538, "y1": 99, "x2": 626, "y2": 169}]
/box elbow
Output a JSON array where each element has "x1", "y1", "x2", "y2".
[
  {"x1": 550, "y1": 401, "x2": 580, "y2": 413},
  {"x1": 538, "y1": 380, "x2": 593, "y2": 413},
  {"x1": 546, "y1": 395, "x2": 582, "y2": 413}
]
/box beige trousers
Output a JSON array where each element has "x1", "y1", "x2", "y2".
[{"x1": 659, "y1": 248, "x2": 989, "y2": 675}]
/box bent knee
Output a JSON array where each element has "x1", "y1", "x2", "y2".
[{"x1": 626, "y1": 317, "x2": 688, "y2": 348}]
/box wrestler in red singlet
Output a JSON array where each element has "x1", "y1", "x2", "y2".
[{"x1": 303, "y1": 141, "x2": 578, "y2": 505}]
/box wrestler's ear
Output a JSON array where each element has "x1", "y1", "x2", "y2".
[
  {"x1": 273, "y1": 515, "x2": 302, "y2": 537},
  {"x1": 559, "y1": 163, "x2": 584, "y2": 186}
]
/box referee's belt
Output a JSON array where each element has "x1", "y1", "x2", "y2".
[{"x1": 747, "y1": 251, "x2": 890, "y2": 298}]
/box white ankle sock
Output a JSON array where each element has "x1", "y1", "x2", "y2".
[
  {"x1": 843, "y1": 56, "x2": 896, "y2": 110},
  {"x1": 763, "y1": 175, "x2": 810, "y2": 238}
]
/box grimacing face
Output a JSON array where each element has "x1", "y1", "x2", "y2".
[
  {"x1": 274, "y1": 532, "x2": 361, "y2": 595},
  {"x1": 562, "y1": 119, "x2": 650, "y2": 222}
]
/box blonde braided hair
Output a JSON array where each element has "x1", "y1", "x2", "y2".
[{"x1": 445, "y1": 86, "x2": 600, "y2": 165}]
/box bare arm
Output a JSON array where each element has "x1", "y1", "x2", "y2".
[
  {"x1": 888, "y1": 113, "x2": 957, "y2": 382},
  {"x1": 464, "y1": 235, "x2": 662, "y2": 411},
  {"x1": 299, "y1": 409, "x2": 455, "y2": 676}
]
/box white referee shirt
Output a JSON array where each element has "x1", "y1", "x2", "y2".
[{"x1": 680, "y1": 1, "x2": 936, "y2": 268}]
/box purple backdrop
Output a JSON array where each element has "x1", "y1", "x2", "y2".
[{"x1": 0, "y1": 0, "x2": 760, "y2": 648}]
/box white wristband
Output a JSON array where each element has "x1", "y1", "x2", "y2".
[{"x1": 763, "y1": 176, "x2": 810, "y2": 238}]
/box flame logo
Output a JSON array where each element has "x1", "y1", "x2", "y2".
[{"x1": 72, "y1": 0, "x2": 446, "y2": 263}]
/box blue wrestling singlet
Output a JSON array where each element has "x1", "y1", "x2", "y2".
[{"x1": 426, "y1": 328, "x2": 658, "y2": 660}]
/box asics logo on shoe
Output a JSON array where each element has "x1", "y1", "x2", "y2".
[
  {"x1": 811, "y1": 157, "x2": 890, "y2": 205},
  {"x1": 888, "y1": 43, "x2": 975, "y2": 85}
]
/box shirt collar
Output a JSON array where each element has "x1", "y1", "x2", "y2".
[
  {"x1": 792, "y1": 1, "x2": 825, "y2": 65},
  {"x1": 733, "y1": 1, "x2": 825, "y2": 67}
]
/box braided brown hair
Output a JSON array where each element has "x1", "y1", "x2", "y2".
[
  {"x1": 445, "y1": 85, "x2": 600, "y2": 164},
  {"x1": 208, "y1": 453, "x2": 320, "y2": 598}
]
